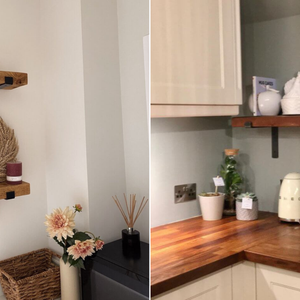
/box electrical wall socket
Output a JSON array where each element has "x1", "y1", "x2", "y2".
[{"x1": 174, "y1": 183, "x2": 197, "y2": 203}]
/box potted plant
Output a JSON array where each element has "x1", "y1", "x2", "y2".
[
  {"x1": 198, "y1": 187, "x2": 225, "y2": 221},
  {"x1": 236, "y1": 192, "x2": 258, "y2": 221},
  {"x1": 220, "y1": 149, "x2": 242, "y2": 215}
]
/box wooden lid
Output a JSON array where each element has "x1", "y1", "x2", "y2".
[{"x1": 224, "y1": 149, "x2": 239, "y2": 156}]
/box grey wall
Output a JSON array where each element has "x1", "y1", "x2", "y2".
[
  {"x1": 233, "y1": 127, "x2": 300, "y2": 212},
  {"x1": 234, "y1": 12, "x2": 300, "y2": 212},
  {"x1": 241, "y1": 14, "x2": 300, "y2": 115},
  {"x1": 151, "y1": 117, "x2": 232, "y2": 227}
]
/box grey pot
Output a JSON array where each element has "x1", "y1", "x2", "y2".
[{"x1": 236, "y1": 201, "x2": 258, "y2": 221}]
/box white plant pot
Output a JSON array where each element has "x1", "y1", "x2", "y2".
[{"x1": 198, "y1": 193, "x2": 225, "y2": 221}]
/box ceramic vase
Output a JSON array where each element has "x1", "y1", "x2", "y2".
[{"x1": 60, "y1": 258, "x2": 80, "y2": 300}]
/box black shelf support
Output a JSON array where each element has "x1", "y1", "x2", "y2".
[
  {"x1": 5, "y1": 191, "x2": 15, "y2": 200},
  {"x1": 272, "y1": 127, "x2": 279, "y2": 159},
  {"x1": 243, "y1": 122, "x2": 279, "y2": 158},
  {"x1": 0, "y1": 77, "x2": 13, "y2": 89}
]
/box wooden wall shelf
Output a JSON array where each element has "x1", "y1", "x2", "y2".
[
  {"x1": 0, "y1": 181, "x2": 30, "y2": 200},
  {"x1": 232, "y1": 116, "x2": 300, "y2": 128},
  {"x1": 0, "y1": 71, "x2": 28, "y2": 90},
  {"x1": 231, "y1": 116, "x2": 300, "y2": 159}
]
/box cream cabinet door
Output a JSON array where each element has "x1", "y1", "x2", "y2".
[
  {"x1": 151, "y1": 0, "x2": 242, "y2": 107},
  {"x1": 152, "y1": 267, "x2": 232, "y2": 300},
  {"x1": 257, "y1": 264, "x2": 300, "y2": 300},
  {"x1": 232, "y1": 261, "x2": 256, "y2": 300}
]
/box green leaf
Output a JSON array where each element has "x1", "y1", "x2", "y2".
[
  {"x1": 66, "y1": 237, "x2": 75, "y2": 246},
  {"x1": 53, "y1": 236, "x2": 65, "y2": 248},
  {"x1": 73, "y1": 232, "x2": 92, "y2": 241},
  {"x1": 75, "y1": 259, "x2": 85, "y2": 270},
  {"x1": 62, "y1": 252, "x2": 68, "y2": 264}
]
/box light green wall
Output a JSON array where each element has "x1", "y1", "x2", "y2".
[
  {"x1": 234, "y1": 14, "x2": 300, "y2": 212},
  {"x1": 151, "y1": 117, "x2": 232, "y2": 227}
]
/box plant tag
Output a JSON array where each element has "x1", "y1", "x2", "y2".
[
  {"x1": 242, "y1": 197, "x2": 253, "y2": 209},
  {"x1": 213, "y1": 177, "x2": 225, "y2": 186}
]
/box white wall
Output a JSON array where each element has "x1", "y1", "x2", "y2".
[
  {"x1": 0, "y1": 0, "x2": 48, "y2": 296},
  {"x1": 151, "y1": 117, "x2": 232, "y2": 227},
  {"x1": 81, "y1": 0, "x2": 127, "y2": 243},
  {"x1": 117, "y1": 0, "x2": 149, "y2": 241},
  {"x1": 40, "y1": 1, "x2": 90, "y2": 253}
]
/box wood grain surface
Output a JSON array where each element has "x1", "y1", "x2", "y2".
[
  {"x1": 0, "y1": 181, "x2": 30, "y2": 200},
  {"x1": 0, "y1": 71, "x2": 28, "y2": 89},
  {"x1": 231, "y1": 116, "x2": 300, "y2": 127},
  {"x1": 151, "y1": 212, "x2": 299, "y2": 296}
]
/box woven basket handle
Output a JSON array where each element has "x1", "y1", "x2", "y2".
[{"x1": 0, "y1": 269, "x2": 15, "y2": 285}]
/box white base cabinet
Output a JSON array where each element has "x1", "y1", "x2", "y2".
[
  {"x1": 257, "y1": 264, "x2": 300, "y2": 300},
  {"x1": 152, "y1": 267, "x2": 232, "y2": 300},
  {"x1": 153, "y1": 262, "x2": 300, "y2": 300},
  {"x1": 232, "y1": 261, "x2": 256, "y2": 300}
]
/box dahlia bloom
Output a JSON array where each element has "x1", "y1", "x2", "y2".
[
  {"x1": 45, "y1": 207, "x2": 76, "y2": 242},
  {"x1": 74, "y1": 204, "x2": 83, "y2": 212},
  {"x1": 95, "y1": 239, "x2": 105, "y2": 250},
  {"x1": 67, "y1": 239, "x2": 95, "y2": 260}
]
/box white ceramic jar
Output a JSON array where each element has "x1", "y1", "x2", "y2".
[{"x1": 258, "y1": 85, "x2": 281, "y2": 116}]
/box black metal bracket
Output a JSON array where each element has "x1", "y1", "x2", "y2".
[
  {"x1": 5, "y1": 191, "x2": 15, "y2": 200},
  {"x1": 272, "y1": 127, "x2": 279, "y2": 159},
  {"x1": 0, "y1": 76, "x2": 13, "y2": 89},
  {"x1": 244, "y1": 122, "x2": 279, "y2": 158},
  {"x1": 244, "y1": 121, "x2": 252, "y2": 128}
]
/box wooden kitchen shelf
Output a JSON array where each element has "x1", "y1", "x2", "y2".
[
  {"x1": 231, "y1": 116, "x2": 300, "y2": 158},
  {"x1": 0, "y1": 71, "x2": 28, "y2": 90},
  {"x1": 232, "y1": 116, "x2": 300, "y2": 128},
  {"x1": 0, "y1": 181, "x2": 30, "y2": 200}
]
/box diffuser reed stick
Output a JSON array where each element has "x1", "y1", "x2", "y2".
[{"x1": 113, "y1": 194, "x2": 148, "y2": 229}]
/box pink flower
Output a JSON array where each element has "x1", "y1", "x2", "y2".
[
  {"x1": 45, "y1": 207, "x2": 75, "y2": 242},
  {"x1": 95, "y1": 239, "x2": 104, "y2": 250},
  {"x1": 67, "y1": 239, "x2": 95, "y2": 260},
  {"x1": 74, "y1": 204, "x2": 83, "y2": 212}
]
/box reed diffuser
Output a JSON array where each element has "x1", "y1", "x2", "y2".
[{"x1": 113, "y1": 194, "x2": 148, "y2": 257}]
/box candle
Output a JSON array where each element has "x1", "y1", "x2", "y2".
[{"x1": 6, "y1": 161, "x2": 22, "y2": 185}]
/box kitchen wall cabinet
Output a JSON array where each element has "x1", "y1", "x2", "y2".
[
  {"x1": 152, "y1": 267, "x2": 232, "y2": 300},
  {"x1": 256, "y1": 264, "x2": 300, "y2": 300},
  {"x1": 151, "y1": 0, "x2": 242, "y2": 118}
]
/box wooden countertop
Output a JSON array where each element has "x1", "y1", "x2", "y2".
[{"x1": 151, "y1": 212, "x2": 300, "y2": 296}]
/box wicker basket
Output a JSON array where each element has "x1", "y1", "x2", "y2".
[{"x1": 0, "y1": 248, "x2": 61, "y2": 300}]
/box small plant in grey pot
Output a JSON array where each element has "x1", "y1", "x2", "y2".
[{"x1": 236, "y1": 192, "x2": 258, "y2": 221}]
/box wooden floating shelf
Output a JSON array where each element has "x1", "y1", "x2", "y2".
[
  {"x1": 232, "y1": 116, "x2": 300, "y2": 128},
  {"x1": 0, "y1": 71, "x2": 28, "y2": 90},
  {"x1": 0, "y1": 181, "x2": 30, "y2": 200}
]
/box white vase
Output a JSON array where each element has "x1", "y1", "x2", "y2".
[
  {"x1": 60, "y1": 258, "x2": 80, "y2": 300},
  {"x1": 198, "y1": 193, "x2": 225, "y2": 221}
]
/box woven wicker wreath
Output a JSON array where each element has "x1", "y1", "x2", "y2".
[{"x1": 0, "y1": 117, "x2": 19, "y2": 182}]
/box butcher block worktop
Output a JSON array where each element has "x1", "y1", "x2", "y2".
[{"x1": 151, "y1": 212, "x2": 300, "y2": 297}]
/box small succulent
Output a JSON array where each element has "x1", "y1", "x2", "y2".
[{"x1": 236, "y1": 192, "x2": 258, "y2": 202}]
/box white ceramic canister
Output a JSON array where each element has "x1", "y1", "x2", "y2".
[{"x1": 258, "y1": 85, "x2": 281, "y2": 116}]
